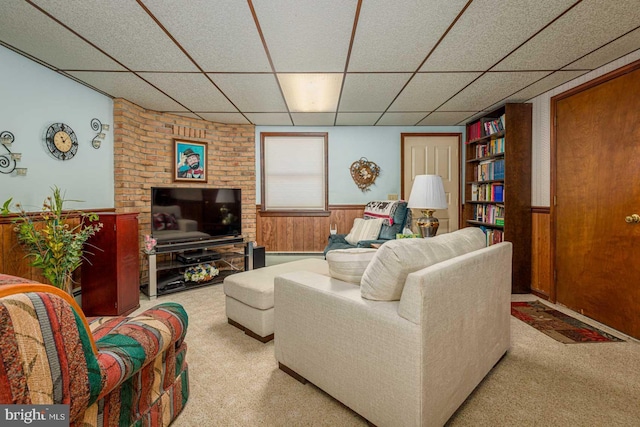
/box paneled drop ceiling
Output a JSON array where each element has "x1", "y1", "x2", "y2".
[{"x1": 1, "y1": 0, "x2": 639, "y2": 126}]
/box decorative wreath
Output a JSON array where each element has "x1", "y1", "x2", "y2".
[{"x1": 350, "y1": 157, "x2": 380, "y2": 192}]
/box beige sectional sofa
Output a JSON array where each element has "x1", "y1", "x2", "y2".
[{"x1": 274, "y1": 228, "x2": 512, "y2": 427}]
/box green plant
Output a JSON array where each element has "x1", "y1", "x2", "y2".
[{"x1": 2, "y1": 187, "x2": 102, "y2": 294}]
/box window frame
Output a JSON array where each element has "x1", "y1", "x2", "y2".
[{"x1": 260, "y1": 132, "x2": 329, "y2": 216}]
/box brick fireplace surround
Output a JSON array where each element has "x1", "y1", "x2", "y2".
[{"x1": 113, "y1": 99, "x2": 257, "y2": 279}]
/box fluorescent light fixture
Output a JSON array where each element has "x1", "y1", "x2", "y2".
[{"x1": 277, "y1": 73, "x2": 343, "y2": 112}]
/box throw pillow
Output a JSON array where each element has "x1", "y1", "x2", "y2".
[
  {"x1": 360, "y1": 227, "x2": 486, "y2": 301},
  {"x1": 345, "y1": 218, "x2": 384, "y2": 246},
  {"x1": 153, "y1": 213, "x2": 166, "y2": 230},
  {"x1": 164, "y1": 213, "x2": 180, "y2": 230},
  {"x1": 326, "y1": 248, "x2": 378, "y2": 284}
]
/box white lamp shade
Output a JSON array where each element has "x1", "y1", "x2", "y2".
[
  {"x1": 215, "y1": 189, "x2": 236, "y2": 203},
  {"x1": 407, "y1": 175, "x2": 447, "y2": 210}
]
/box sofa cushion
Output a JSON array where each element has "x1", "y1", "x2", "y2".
[
  {"x1": 345, "y1": 218, "x2": 384, "y2": 245},
  {"x1": 326, "y1": 248, "x2": 377, "y2": 284},
  {"x1": 360, "y1": 227, "x2": 486, "y2": 301}
]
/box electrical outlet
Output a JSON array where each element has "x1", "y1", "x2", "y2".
[{"x1": 388, "y1": 194, "x2": 398, "y2": 200}]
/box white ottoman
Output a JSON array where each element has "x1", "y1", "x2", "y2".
[{"x1": 223, "y1": 258, "x2": 329, "y2": 342}]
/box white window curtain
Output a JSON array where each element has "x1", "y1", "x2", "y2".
[{"x1": 262, "y1": 134, "x2": 327, "y2": 211}]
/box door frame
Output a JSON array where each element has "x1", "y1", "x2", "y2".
[
  {"x1": 550, "y1": 58, "x2": 640, "y2": 303},
  {"x1": 400, "y1": 132, "x2": 463, "y2": 228}
]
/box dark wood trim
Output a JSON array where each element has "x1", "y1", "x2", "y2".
[
  {"x1": 278, "y1": 363, "x2": 308, "y2": 384},
  {"x1": 531, "y1": 206, "x2": 550, "y2": 214},
  {"x1": 257, "y1": 204, "x2": 365, "y2": 210},
  {"x1": 0, "y1": 208, "x2": 116, "y2": 225},
  {"x1": 549, "y1": 57, "x2": 640, "y2": 303},
  {"x1": 334, "y1": 0, "x2": 363, "y2": 125}
]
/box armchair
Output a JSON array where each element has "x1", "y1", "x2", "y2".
[
  {"x1": 0, "y1": 275, "x2": 189, "y2": 427},
  {"x1": 324, "y1": 200, "x2": 410, "y2": 256}
]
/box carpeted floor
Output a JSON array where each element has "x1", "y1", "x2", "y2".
[
  {"x1": 511, "y1": 300, "x2": 623, "y2": 344},
  {"x1": 135, "y1": 285, "x2": 640, "y2": 426}
]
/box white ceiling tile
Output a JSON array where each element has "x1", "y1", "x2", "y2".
[
  {"x1": 0, "y1": 0, "x2": 124, "y2": 71},
  {"x1": 244, "y1": 113, "x2": 293, "y2": 126},
  {"x1": 564, "y1": 28, "x2": 640, "y2": 71},
  {"x1": 140, "y1": 73, "x2": 236, "y2": 112},
  {"x1": 208, "y1": 74, "x2": 287, "y2": 112},
  {"x1": 142, "y1": 0, "x2": 270, "y2": 72},
  {"x1": 349, "y1": 0, "x2": 468, "y2": 72},
  {"x1": 506, "y1": 70, "x2": 588, "y2": 102},
  {"x1": 339, "y1": 73, "x2": 411, "y2": 112},
  {"x1": 421, "y1": 0, "x2": 575, "y2": 72},
  {"x1": 31, "y1": 0, "x2": 197, "y2": 72},
  {"x1": 389, "y1": 73, "x2": 482, "y2": 111},
  {"x1": 66, "y1": 71, "x2": 187, "y2": 112},
  {"x1": 278, "y1": 73, "x2": 343, "y2": 112},
  {"x1": 197, "y1": 113, "x2": 250, "y2": 124},
  {"x1": 291, "y1": 113, "x2": 336, "y2": 126},
  {"x1": 494, "y1": 0, "x2": 640, "y2": 71},
  {"x1": 252, "y1": 0, "x2": 357, "y2": 72},
  {"x1": 438, "y1": 72, "x2": 548, "y2": 111},
  {"x1": 417, "y1": 112, "x2": 475, "y2": 126},
  {"x1": 335, "y1": 113, "x2": 382, "y2": 126},
  {"x1": 377, "y1": 112, "x2": 428, "y2": 126}
]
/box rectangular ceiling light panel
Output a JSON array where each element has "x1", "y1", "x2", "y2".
[{"x1": 278, "y1": 73, "x2": 343, "y2": 112}]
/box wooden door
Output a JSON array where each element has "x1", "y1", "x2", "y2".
[
  {"x1": 401, "y1": 134, "x2": 460, "y2": 234},
  {"x1": 554, "y1": 65, "x2": 640, "y2": 339}
]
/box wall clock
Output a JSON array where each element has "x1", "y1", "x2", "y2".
[{"x1": 45, "y1": 122, "x2": 78, "y2": 160}]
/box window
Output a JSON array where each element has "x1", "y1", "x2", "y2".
[{"x1": 261, "y1": 132, "x2": 328, "y2": 215}]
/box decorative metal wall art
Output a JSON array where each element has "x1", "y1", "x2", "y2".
[
  {"x1": 0, "y1": 131, "x2": 22, "y2": 175},
  {"x1": 90, "y1": 118, "x2": 109, "y2": 149},
  {"x1": 350, "y1": 157, "x2": 380, "y2": 192}
]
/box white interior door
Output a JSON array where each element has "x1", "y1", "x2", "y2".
[{"x1": 402, "y1": 134, "x2": 460, "y2": 234}]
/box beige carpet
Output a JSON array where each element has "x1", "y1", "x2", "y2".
[{"x1": 135, "y1": 286, "x2": 640, "y2": 426}]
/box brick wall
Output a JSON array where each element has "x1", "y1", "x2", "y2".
[{"x1": 113, "y1": 99, "x2": 256, "y2": 276}]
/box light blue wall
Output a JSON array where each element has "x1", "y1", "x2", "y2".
[
  {"x1": 0, "y1": 46, "x2": 114, "y2": 211},
  {"x1": 255, "y1": 125, "x2": 464, "y2": 204}
]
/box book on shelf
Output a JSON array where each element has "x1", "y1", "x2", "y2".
[
  {"x1": 490, "y1": 137, "x2": 505, "y2": 154},
  {"x1": 492, "y1": 184, "x2": 504, "y2": 202}
]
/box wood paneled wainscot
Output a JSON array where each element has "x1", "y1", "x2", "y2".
[
  {"x1": 256, "y1": 205, "x2": 365, "y2": 252},
  {"x1": 531, "y1": 207, "x2": 551, "y2": 298},
  {"x1": 1, "y1": 209, "x2": 114, "y2": 286}
]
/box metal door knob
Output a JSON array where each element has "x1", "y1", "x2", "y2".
[{"x1": 625, "y1": 214, "x2": 640, "y2": 223}]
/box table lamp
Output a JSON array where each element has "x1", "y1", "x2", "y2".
[{"x1": 407, "y1": 175, "x2": 447, "y2": 238}]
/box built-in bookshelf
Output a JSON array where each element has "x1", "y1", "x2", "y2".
[{"x1": 464, "y1": 103, "x2": 532, "y2": 293}]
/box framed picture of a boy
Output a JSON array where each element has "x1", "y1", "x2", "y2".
[{"x1": 174, "y1": 140, "x2": 207, "y2": 182}]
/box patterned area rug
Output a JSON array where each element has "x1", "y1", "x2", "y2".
[{"x1": 511, "y1": 301, "x2": 623, "y2": 344}]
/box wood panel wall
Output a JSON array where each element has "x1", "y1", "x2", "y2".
[
  {"x1": 1, "y1": 210, "x2": 112, "y2": 285},
  {"x1": 531, "y1": 208, "x2": 551, "y2": 298},
  {"x1": 256, "y1": 205, "x2": 365, "y2": 252}
]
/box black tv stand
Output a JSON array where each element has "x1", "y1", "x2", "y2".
[{"x1": 143, "y1": 238, "x2": 254, "y2": 299}]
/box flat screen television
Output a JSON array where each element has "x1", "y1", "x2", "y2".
[{"x1": 151, "y1": 187, "x2": 242, "y2": 244}]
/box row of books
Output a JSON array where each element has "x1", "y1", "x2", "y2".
[
  {"x1": 474, "y1": 204, "x2": 504, "y2": 225},
  {"x1": 474, "y1": 158, "x2": 505, "y2": 181},
  {"x1": 480, "y1": 227, "x2": 504, "y2": 246},
  {"x1": 483, "y1": 114, "x2": 505, "y2": 135},
  {"x1": 473, "y1": 136, "x2": 505, "y2": 158},
  {"x1": 466, "y1": 115, "x2": 506, "y2": 141},
  {"x1": 471, "y1": 183, "x2": 504, "y2": 202}
]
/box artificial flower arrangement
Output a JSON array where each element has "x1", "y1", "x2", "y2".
[
  {"x1": 143, "y1": 234, "x2": 157, "y2": 254},
  {"x1": 184, "y1": 263, "x2": 219, "y2": 283}
]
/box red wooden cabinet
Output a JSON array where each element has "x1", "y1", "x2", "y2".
[{"x1": 81, "y1": 213, "x2": 140, "y2": 316}]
